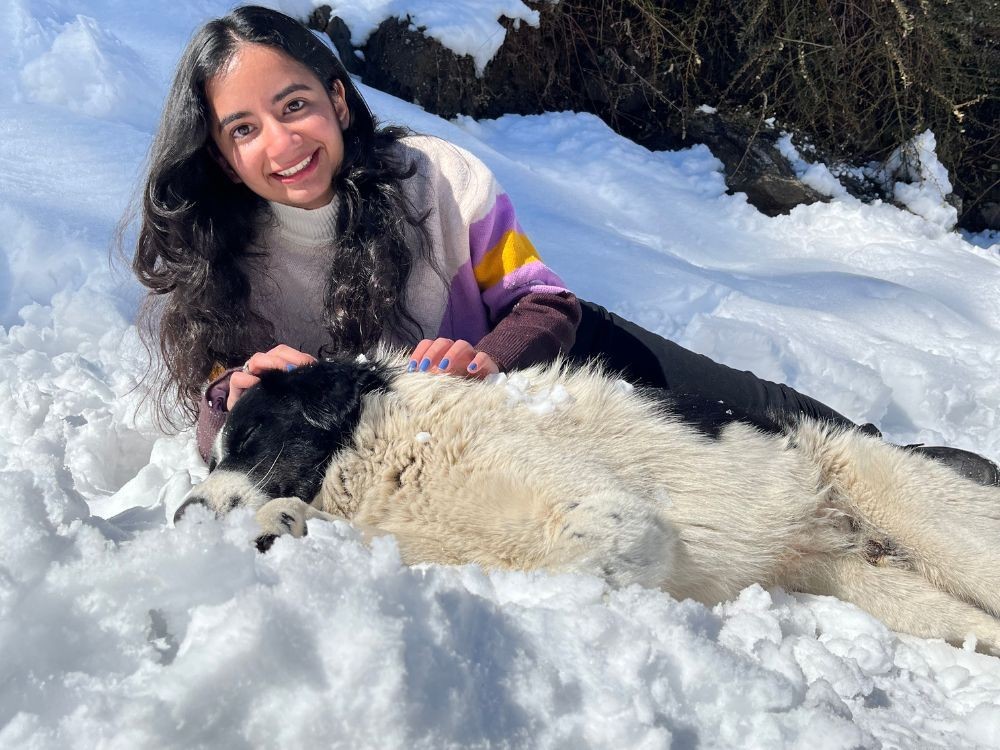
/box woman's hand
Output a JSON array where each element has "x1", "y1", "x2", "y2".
[
  {"x1": 407, "y1": 338, "x2": 500, "y2": 379},
  {"x1": 227, "y1": 344, "x2": 317, "y2": 411}
]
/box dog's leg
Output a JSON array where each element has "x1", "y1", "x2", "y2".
[
  {"x1": 254, "y1": 497, "x2": 339, "y2": 552},
  {"x1": 534, "y1": 489, "x2": 680, "y2": 589},
  {"x1": 365, "y1": 474, "x2": 679, "y2": 588},
  {"x1": 802, "y1": 555, "x2": 1000, "y2": 655},
  {"x1": 800, "y1": 426, "x2": 1000, "y2": 616}
]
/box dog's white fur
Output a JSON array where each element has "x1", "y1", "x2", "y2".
[{"x1": 192, "y1": 357, "x2": 1000, "y2": 653}]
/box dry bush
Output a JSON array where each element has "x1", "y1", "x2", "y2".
[
  {"x1": 312, "y1": 0, "x2": 999, "y2": 227},
  {"x1": 537, "y1": 0, "x2": 998, "y2": 226},
  {"x1": 719, "y1": 0, "x2": 999, "y2": 226}
]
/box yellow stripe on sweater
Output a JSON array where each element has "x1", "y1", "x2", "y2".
[{"x1": 472, "y1": 230, "x2": 541, "y2": 290}]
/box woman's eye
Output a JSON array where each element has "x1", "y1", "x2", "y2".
[
  {"x1": 286, "y1": 99, "x2": 306, "y2": 113},
  {"x1": 231, "y1": 123, "x2": 252, "y2": 139}
]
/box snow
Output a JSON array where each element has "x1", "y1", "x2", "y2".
[
  {"x1": 776, "y1": 133, "x2": 852, "y2": 200},
  {"x1": 1, "y1": 0, "x2": 1000, "y2": 747}
]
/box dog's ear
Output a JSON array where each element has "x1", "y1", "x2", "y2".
[{"x1": 298, "y1": 362, "x2": 387, "y2": 433}]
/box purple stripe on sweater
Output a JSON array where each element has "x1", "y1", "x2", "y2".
[
  {"x1": 438, "y1": 260, "x2": 492, "y2": 341},
  {"x1": 468, "y1": 193, "x2": 521, "y2": 265},
  {"x1": 481, "y1": 260, "x2": 570, "y2": 317}
]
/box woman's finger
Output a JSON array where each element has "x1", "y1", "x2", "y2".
[
  {"x1": 465, "y1": 351, "x2": 500, "y2": 379},
  {"x1": 437, "y1": 340, "x2": 476, "y2": 375},
  {"x1": 245, "y1": 351, "x2": 309, "y2": 375},
  {"x1": 243, "y1": 353, "x2": 283, "y2": 374},
  {"x1": 227, "y1": 370, "x2": 261, "y2": 410},
  {"x1": 406, "y1": 339, "x2": 436, "y2": 372},
  {"x1": 266, "y1": 344, "x2": 316, "y2": 367},
  {"x1": 410, "y1": 338, "x2": 454, "y2": 373}
]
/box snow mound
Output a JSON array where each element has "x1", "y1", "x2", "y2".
[
  {"x1": 881, "y1": 130, "x2": 958, "y2": 232},
  {"x1": 19, "y1": 15, "x2": 160, "y2": 131}
]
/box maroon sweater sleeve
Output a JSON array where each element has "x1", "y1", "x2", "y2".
[
  {"x1": 474, "y1": 291, "x2": 581, "y2": 372},
  {"x1": 196, "y1": 368, "x2": 237, "y2": 462}
]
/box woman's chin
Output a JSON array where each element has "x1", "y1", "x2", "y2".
[{"x1": 272, "y1": 184, "x2": 336, "y2": 210}]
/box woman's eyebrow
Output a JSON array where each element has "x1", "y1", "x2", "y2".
[
  {"x1": 271, "y1": 82, "x2": 312, "y2": 104},
  {"x1": 216, "y1": 83, "x2": 315, "y2": 131}
]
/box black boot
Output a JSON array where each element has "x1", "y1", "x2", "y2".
[{"x1": 906, "y1": 445, "x2": 1000, "y2": 487}]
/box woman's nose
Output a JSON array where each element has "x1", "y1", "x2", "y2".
[{"x1": 263, "y1": 119, "x2": 300, "y2": 160}]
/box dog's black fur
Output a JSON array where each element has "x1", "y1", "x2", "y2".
[{"x1": 191, "y1": 360, "x2": 391, "y2": 511}]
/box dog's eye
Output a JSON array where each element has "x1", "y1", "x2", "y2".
[{"x1": 231, "y1": 423, "x2": 261, "y2": 454}]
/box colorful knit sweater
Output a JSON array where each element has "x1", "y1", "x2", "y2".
[{"x1": 196, "y1": 135, "x2": 580, "y2": 459}]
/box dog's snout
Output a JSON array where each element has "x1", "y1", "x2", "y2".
[{"x1": 174, "y1": 496, "x2": 208, "y2": 524}]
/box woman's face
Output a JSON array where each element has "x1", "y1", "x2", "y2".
[{"x1": 206, "y1": 43, "x2": 350, "y2": 210}]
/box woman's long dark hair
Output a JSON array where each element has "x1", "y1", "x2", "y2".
[{"x1": 125, "y1": 5, "x2": 430, "y2": 428}]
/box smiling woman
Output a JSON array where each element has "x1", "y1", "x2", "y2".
[{"x1": 128, "y1": 5, "x2": 579, "y2": 451}]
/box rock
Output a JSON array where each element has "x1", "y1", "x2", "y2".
[{"x1": 685, "y1": 111, "x2": 828, "y2": 216}]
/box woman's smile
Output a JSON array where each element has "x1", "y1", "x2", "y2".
[{"x1": 273, "y1": 150, "x2": 318, "y2": 180}]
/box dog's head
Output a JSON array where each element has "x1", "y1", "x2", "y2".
[{"x1": 174, "y1": 358, "x2": 390, "y2": 523}]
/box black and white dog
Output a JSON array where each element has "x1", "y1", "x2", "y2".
[{"x1": 179, "y1": 354, "x2": 1000, "y2": 654}]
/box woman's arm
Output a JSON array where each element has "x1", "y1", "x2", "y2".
[{"x1": 474, "y1": 290, "x2": 581, "y2": 371}]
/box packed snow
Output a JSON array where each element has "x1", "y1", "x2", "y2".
[{"x1": 2, "y1": 0, "x2": 1000, "y2": 747}]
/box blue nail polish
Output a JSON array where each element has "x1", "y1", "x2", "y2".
[
  {"x1": 407, "y1": 360, "x2": 417, "y2": 373},
  {"x1": 439, "y1": 358, "x2": 450, "y2": 370},
  {"x1": 285, "y1": 364, "x2": 297, "y2": 372},
  {"x1": 419, "y1": 358, "x2": 431, "y2": 372},
  {"x1": 467, "y1": 362, "x2": 478, "y2": 372}
]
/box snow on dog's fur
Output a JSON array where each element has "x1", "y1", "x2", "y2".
[{"x1": 179, "y1": 354, "x2": 1000, "y2": 654}]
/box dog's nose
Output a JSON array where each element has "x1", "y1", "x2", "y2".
[{"x1": 174, "y1": 496, "x2": 208, "y2": 524}]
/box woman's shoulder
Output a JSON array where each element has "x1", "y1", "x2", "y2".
[{"x1": 394, "y1": 134, "x2": 500, "y2": 217}]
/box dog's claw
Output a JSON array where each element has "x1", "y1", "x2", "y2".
[{"x1": 255, "y1": 533, "x2": 278, "y2": 553}]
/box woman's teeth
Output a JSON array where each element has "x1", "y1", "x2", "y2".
[{"x1": 276, "y1": 154, "x2": 313, "y2": 177}]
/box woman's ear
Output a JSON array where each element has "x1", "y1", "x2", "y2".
[
  {"x1": 330, "y1": 79, "x2": 351, "y2": 129},
  {"x1": 208, "y1": 142, "x2": 242, "y2": 184}
]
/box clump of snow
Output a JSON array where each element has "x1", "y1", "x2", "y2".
[
  {"x1": 496, "y1": 371, "x2": 574, "y2": 415},
  {"x1": 879, "y1": 130, "x2": 958, "y2": 232},
  {"x1": 778, "y1": 130, "x2": 962, "y2": 233},
  {"x1": 776, "y1": 133, "x2": 851, "y2": 199},
  {"x1": 614, "y1": 379, "x2": 635, "y2": 394}
]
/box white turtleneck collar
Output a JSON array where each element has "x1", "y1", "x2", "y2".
[{"x1": 265, "y1": 196, "x2": 340, "y2": 245}]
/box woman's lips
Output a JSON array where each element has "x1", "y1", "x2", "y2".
[{"x1": 272, "y1": 149, "x2": 320, "y2": 183}]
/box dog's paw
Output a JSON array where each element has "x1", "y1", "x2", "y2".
[
  {"x1": 253, "y1": 497, "x2": 311, "y2": 552},
  {"x1": 252, "y1": 497, "x2": 342, "y2": 552},
  {"x1": 550, "y1": 492, "x2": 679, "y2": 589}
]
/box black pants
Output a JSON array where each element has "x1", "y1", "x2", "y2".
[{"x1": 569, "y1": 299, "x2": 855, "y2": 430}]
